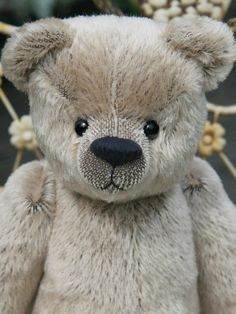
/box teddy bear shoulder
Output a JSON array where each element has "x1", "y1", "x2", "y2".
[
  {"x1": 182, "y1": 157, "x2": 226, "y2": 202},
  {"x1": 0, "y1": 159, "x2": 56, "y2": 219},
  {"x1": 182, "y1": 157, "x2": 236, "y2": 226}
]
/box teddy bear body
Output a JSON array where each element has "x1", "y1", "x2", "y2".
[
  {"x1": 1, "y1": 157, "x2": 236, "y2": 314},
  {"x1": 33, "y1": 171, "x2": 198, "y2": 313},
  {"x1": 0, "y1": 15, "x2": 236, "y2": 314}
]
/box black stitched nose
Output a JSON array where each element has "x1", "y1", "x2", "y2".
[{"x1": 90, "y1": 136, "x2": 142, "y2": 167}]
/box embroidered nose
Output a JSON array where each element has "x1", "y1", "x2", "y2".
[{"x1": 90, "y1": 136, "x2": 142, "y2": 167}]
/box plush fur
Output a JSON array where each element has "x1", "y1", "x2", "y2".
[
  {"x1": 0, "y1": 15, "x2": 236, "y2": 314},
  {"x1": 1, "y1": 18, "x2": 73, "y2": 92}
]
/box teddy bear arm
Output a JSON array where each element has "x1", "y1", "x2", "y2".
[
  {"x1": 182, "y1": 157, "x2": 236, "y2": 314},
  {"x1": 0, "y1": 160, "x2": 56, "y2": 314}
]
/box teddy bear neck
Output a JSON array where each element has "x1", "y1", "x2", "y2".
[{"x1": 55, "y1": 179, "x2": 180, "y2": 214}]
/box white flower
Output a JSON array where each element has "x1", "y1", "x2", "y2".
[
  {"x1": 168, "y1": 6, "x2": 183, "y2": 17},
  {"x1": 211, "y1": 6, "x2": 223, "y2": 19},
  {"x1": 196, "y1": 2, "x2": 213, "y2": 14},
  {"x1": 186, "y1": 6, "x2": 197, "y2": 14},
  {"x1": 182, "y1": 13, "x2": 198, "y2": 19},
  {"x1": 141, "y1": 3, "x2": 154, "y2": 16},
  {"x1": 181, "y1": 0, "x2": 196, "y2": 5},
  {"x1": 198, "y1": 0, "x2": 208, "y2": 4},
  {"x1": 210, "y1": 0, "x2": 223, "y2": 4},
  {"x1": 148, "y1": 0, "x2": 168, "y2": 9},
  {"x1": 8, "y1": 115, "x2": 38, "y2": 150},
  {"x1": 153, "y1": 9, "x2": 170, "y2": 21},
  {"x1": 171, "y1": 0, "x2": 181, "y2": 6},
  {"x1": 142, "y1": 0, "x2": 228, "y2": 20}
]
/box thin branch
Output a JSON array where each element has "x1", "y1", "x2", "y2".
[
  {"x1": 222, "y1": 0, "x2": 232, "y2": 15},
  {"x1": 0, "y1": 88, "x2": 19, "y2": 121},
  {"x1": 13, "y1": 149, "x2": 24, "y2": 171},
  {"x1": 207, "y1": 103, "x2": 236, "y2": 116},
  {"x1": 92, "y1": 0, "x2": 123, "y2": 16},
  {"x1": 33, "y1": 147, "x2": 44, "y2": 160},
  {"x1": 228, "y1": 17, "x2": 236, "y2": 32},
  {"x1": 218, "y1": 151, "x2": 236, "y2": 178},
  {"x1": 0, "y1": 22, "x2": 17, "y2": 35},
  {"x1": 0, "y1": 63, "x2": 3, "y2": 77}
]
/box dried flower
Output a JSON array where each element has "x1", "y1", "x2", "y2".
[
  {"x1": 141, "y1": 0, "x2": 229, "y2": 21},
  {"x1": 199, "y1": 121, "x2": 226, "y2": 157},
  {"x1": 8, "y1": 115, "x2": 38, "y2": 150}
]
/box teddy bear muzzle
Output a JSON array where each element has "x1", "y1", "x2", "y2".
[
  {"x1": 78, "y1": 135, "x2": 146, "y2": 194},
  {"x1": 90, "y1": 136, "x2": 142, "y2": 168}
]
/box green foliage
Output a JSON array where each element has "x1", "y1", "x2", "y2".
[{"x1": 112, "y1": 0, "x2": 142, "y2": 15}]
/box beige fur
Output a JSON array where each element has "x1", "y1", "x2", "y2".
[
  {"x1": 0, "y1": 161, "x2": 55, "y2": 313},
  {"x1": 162, "y1": 17, "x2": 236, "y2": 91},
  {"x1": 0, "y1": 15, "x2": 236, "y2": 313},
  {"x1": 183, "y1": 158, "x2": 236, "y2": 314},
  {"x1": 1, "y1": 18, "x2": 73, "y2": 92}
]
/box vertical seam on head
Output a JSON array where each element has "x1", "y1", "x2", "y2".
[{"x1": 110, "y1": 43, "x2": 121, "y2": 137}]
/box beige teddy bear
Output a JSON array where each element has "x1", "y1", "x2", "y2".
[{"x1": 0, "y1": 15, "x2": 236, "y2": 314}]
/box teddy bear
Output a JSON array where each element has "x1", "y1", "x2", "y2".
[{"x1": 0, "y1": 14, "x2": 236, "y2": 314}]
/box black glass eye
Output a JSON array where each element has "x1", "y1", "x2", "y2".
[
  {"x1": 144, "y1": 120, "x2": 159, "y2": 140},
  {"x1": 75, "y1": 118, "x2": 89, "y2": 136}
]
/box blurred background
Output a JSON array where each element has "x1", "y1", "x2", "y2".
[{"x1": 0, "y1": 0, "x2": 235, "y2": 201}]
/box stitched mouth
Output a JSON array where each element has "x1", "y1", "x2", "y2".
[
  {"x1": 101, "y1": 168, "x2": 124, "y2": 191},
  {"x1": 101, "y1": 181, "x2": 124, "y2": 191}
]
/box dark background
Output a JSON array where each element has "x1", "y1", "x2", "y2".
[{"x1": 0, "y1": 0, "x2": 235, "y2": 202}]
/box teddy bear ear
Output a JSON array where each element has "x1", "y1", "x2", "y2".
[
  {"x1": 162, "y1": 17, "x2": 236, "y2": 91},
  {"x1": 1, "y1": 18, "x2": 73, "y2": 92}
]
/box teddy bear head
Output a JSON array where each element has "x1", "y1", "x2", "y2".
[{"x1": 2, "y1": 15, "x2": 235, "y2": 203}]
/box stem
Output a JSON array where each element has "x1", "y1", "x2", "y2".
[
  {"x1": 13, "y1": 149, "x2": 24, "y2": 171},
  {"x1": 0, "y1": 22, "x2": 17, "y2": 35},
  {"x1": 218, "y1": 151, "x2": 236, "y2": 178},
  {"x1": 207, "y1": 103, "x2": 236, "y2": 116},
  {"x1": 213, "y1": 110, "x2": 220, "y2": 123},
  {"x1": 0, "y1": 88, "x2": 19, "y2": 121},
  {"x1": 229, "y1": 19, "x2": 236, "y2": 32},
  {"x1": 222, "y1": 0, "x2": 232, "y2": 15},
  {"x1": 0, "y1": 63, "x2": 3, "y2": 77},
  {"x1": 33, "y1": 148, "x2": 44, "y2": 160}
]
